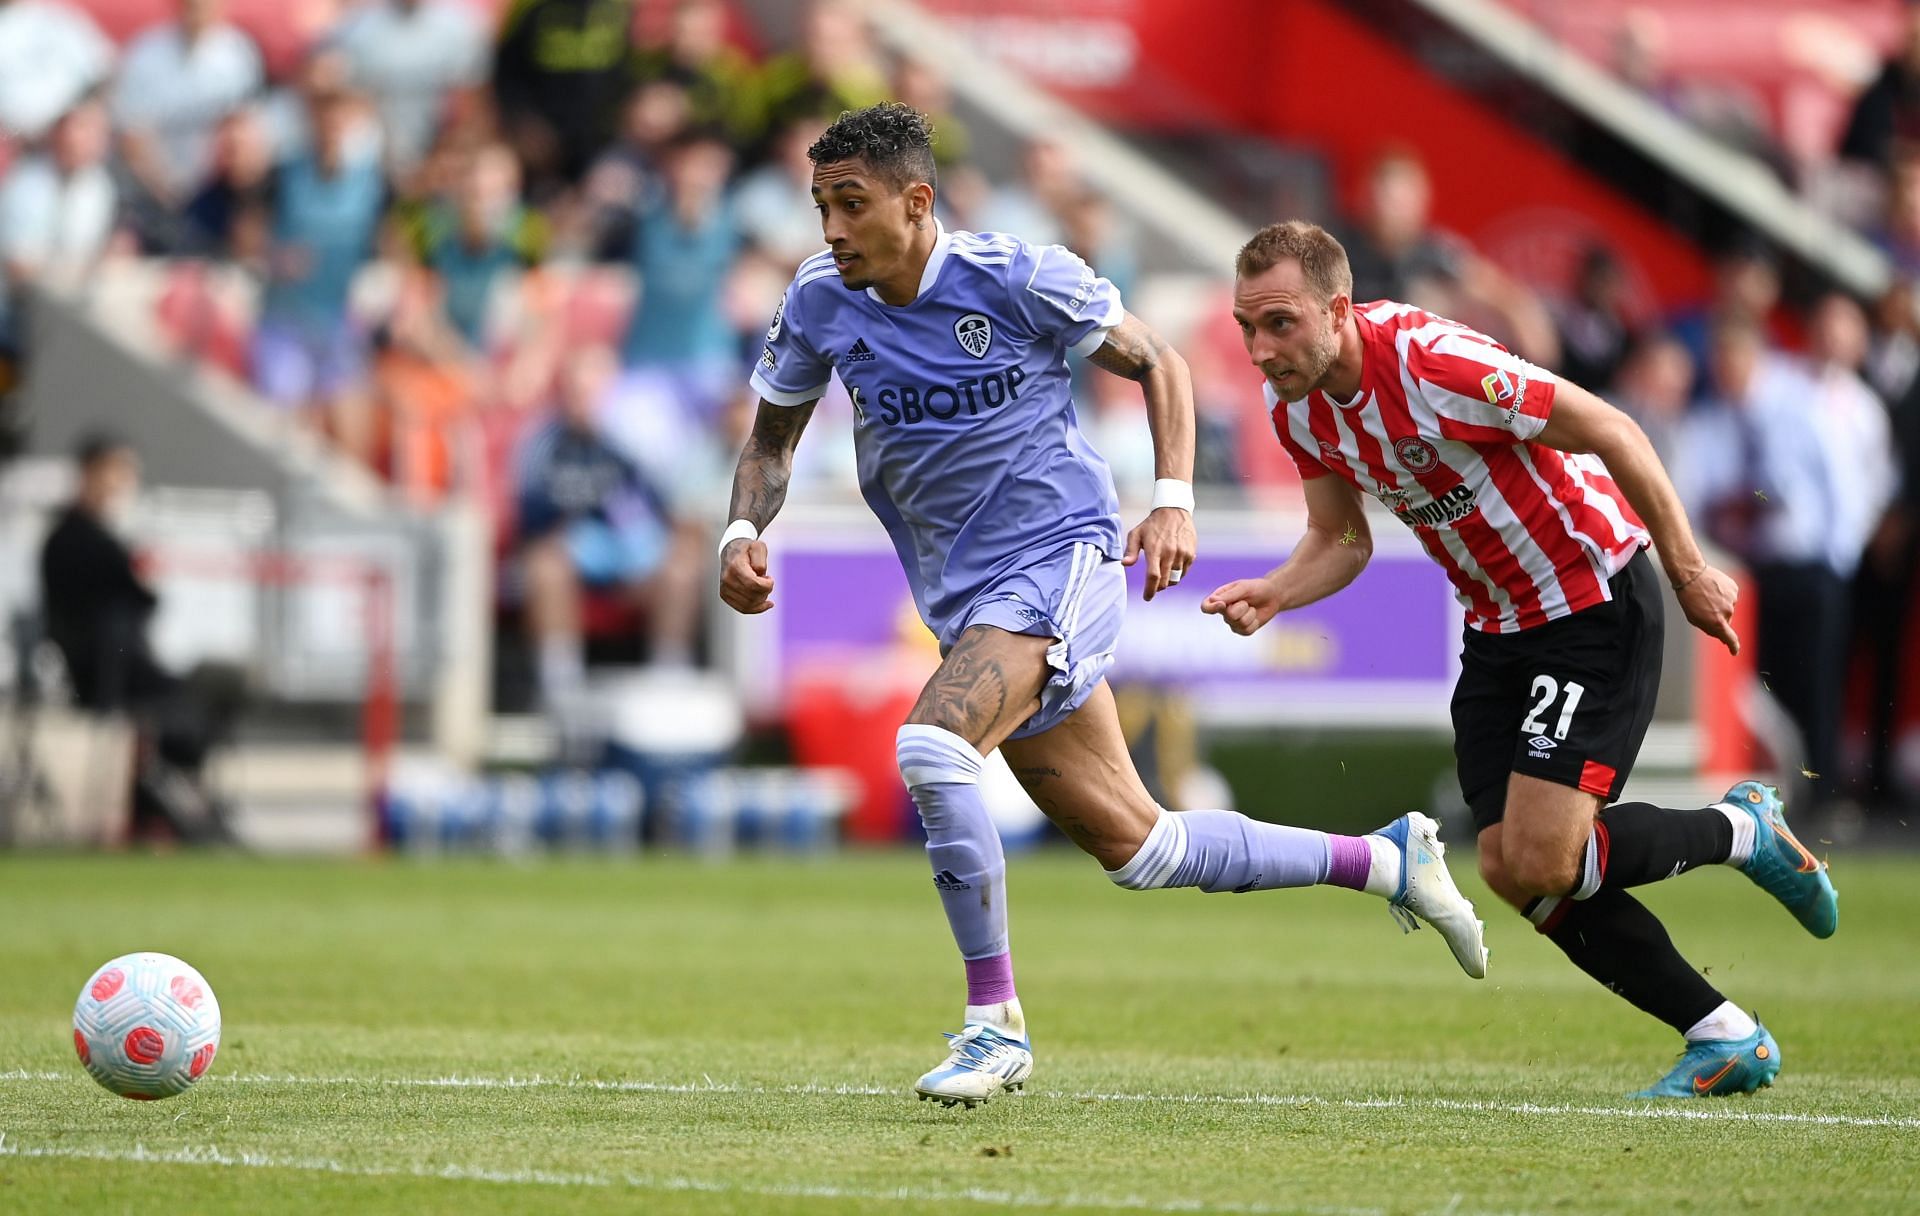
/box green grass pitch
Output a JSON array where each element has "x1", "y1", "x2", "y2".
[{"x1": 2, "y1": 848, "x2": 1917, "y2": 1214}]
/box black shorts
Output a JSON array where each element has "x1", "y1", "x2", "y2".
[{"x1": 1450, "y1": 549, "x2": 1664, "y2": 833}]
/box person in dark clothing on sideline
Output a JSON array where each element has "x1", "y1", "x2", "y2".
[{"x1": 39, "y1": 432, "x2": 242, "y2": 842}]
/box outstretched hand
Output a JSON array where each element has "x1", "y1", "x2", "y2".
[
  {"x1": 719, "y1": 538, "x2": 775, "y2": 614},
  {"x1": 1200, "y1": 576, "x2": 1283, "y2": 636},
  {"x1": 1676, "y1": 563, "x2": 1740, "y2": 655},
  {"x1": 1123, "y1": 507, "x2": 1197, "y2": 601}
]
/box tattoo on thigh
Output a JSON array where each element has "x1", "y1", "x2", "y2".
[
  {"x1": 1014, "y1": 766, "x2": 1062, "y2": 781},
  {"x1": 911, "y1": 643, "x2": 1016, "y2": 738}
]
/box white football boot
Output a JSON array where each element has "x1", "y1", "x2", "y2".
[
  {"x1": 1374, "y1": 811, "x2": 1489, "y2": 979},
  {"x1": 913, "y1": 1024, "x2": 1033, "y2": 1108}
]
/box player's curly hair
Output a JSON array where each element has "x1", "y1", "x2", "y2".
[
  {"x1": 1236, "y1": 221, "x2": 1354, "y2": 303},
  {"x1": 808, "y1": 102, "x2": 938, "y2": 193}
]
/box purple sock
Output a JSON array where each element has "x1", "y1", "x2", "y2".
[
  {"x1": 964, "y1": 952, "x2": 1017, "y2": 1006},
  {"x1": 1157, "y1": 809, "x2": 1333, "y2": 893},
  {"x1": 897, "y1": 725, "x2": 1009, "y2": 960},
  {"x1": 1324, "y1": 834, "x2": 1374, "y2": 891}
]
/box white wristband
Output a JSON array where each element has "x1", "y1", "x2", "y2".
[
  {"x1": 1150, "y1": 478, "x2": 1195, "y2": 512},
  {"x1": 717, "y1": 519, "x2": 759, "y2": 561}
]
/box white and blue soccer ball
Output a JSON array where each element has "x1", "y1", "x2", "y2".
[{"x1": 72, "y1": 952, "x2": 222, "y2": 1100}]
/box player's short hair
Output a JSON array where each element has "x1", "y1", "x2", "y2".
[
  {"x1": 1235, "y1": 221, "x2": 1354, "y2": 303},
  {"x1": 808, "y1": 102, "x2": 938, "y2": 194}
]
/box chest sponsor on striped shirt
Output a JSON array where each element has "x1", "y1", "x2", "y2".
[{"x1": 1378, "y1": 483, "x2": 1479, "y2": 529}]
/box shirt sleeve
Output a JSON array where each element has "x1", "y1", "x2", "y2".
[
  {"x1": 1403, "y1": 327, "x2": 1558, "y2": 444},
  {"x1": 1264, "y1": 384, "x2": 1330, "y2": 480},
  {"x1": 747, "y1": 278, "x2": 833, "y2": 407},
  {"x1": 1007, "y1": 241, "x2": 1125, "y2": 357}
]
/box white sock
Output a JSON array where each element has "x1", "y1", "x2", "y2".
[
  {"x1": 1363, "y1": 834, "x2": 1401, "y2": 899},
  {"x1": 1684, "y1": 1000, "x2": 1757, "y2": 1043},
  {"x1": 537, "y1": 636, "x2": 586, "y2": 704},
  {"x1": 1714, "y1": 802, "x2": 1757, "y2": 866},
  {"x1": 965, "y1": 997, "x2": 1025, "y2": 1039}
]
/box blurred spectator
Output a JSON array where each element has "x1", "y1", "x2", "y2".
[
  {"x1": 1607, "y1": 331, "x2": 1694, "y2": 468},
  {"x1": 0, "y1": 0, "x2": 113, "y2": 142},
  {"x1": 1614, "y1": 8, "x2": 1782, "y2": 174},
  {"x1": 750, "y1": 0, "x2": 889, "y2": 159},
  {"x1": 1867, "y1": 279, "x2": 1920, "y2": 402},
  {"x1": 333, "y1": 0, "x2": 488, "y2": 183},
  {"x1": 631, "y1": 0, "x2": 756, "y2": 149},
  {"x1": 576, "y1": 80, "x2": 692, "y2": 260},
  {"x1": 734, "y1": 116, "x2": 828, "y2": 270},
  {"x1": 935, "y1": 161, "x2": 993, "y2": 233},
  {"x1": 1873, "y1": 149, "x2": 1920, "y2": 284},
  {"x1": 622, "y1": 129, "x2": 740, "y2": 411},
  {"x1": 252, "y1": 79, "x2": 384, "y2": 458},
  {"x1": 1859, "y1": 305, "x2": 1920, "y2": 810},
  {"x1": 1684, "y1": 312, "x2": 1897, "y2": 807},
  {"x1": 493, "y1": 0, "x2": 637, "y2": 192},
  {"x1": 39, "y1": 433, "x2": 243, "y2": 844},
  {"x1": 112, "y1": 0, "x2": 264, "y2": 220},
  {"x1": 261, "y1": 48, "x2": 384, "y2": 172},
  {"x1": 182, "y1": 107, "x2": 275, "y2": 259},
  {"x1": 892, "y1": 57, "x2": 969, "y2": 169},
  {"x1": 1667, "y1": 239, "x2": 1782, "y2": 399},
  {"x1": 1839, "y1": 2, "x2": 1920, "y2": 170},
  {"x1": 411, "y1": 143, "x2": 548, "y2": 351},
  {"x1": 515, "y1": 347, "x2": 702, "y2": 714},
  {"x1": 0, "y1": 95, "x2": 117, "y2": 344},
  {"x1": 978, "y1": 137, "x2": 1080, "y2": 246},
  {"x1": 1338, "y1": 149, "x2": 1560, "y2": 367},
  {"x1": 1060, "y1": 188, "x2": 1138, "y2": 407},
  {"x1": 1553, "y1": 244, "x2": 1636, "y2": 391}
]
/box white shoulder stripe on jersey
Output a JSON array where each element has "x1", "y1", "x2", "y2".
[
  {"x1": 748, "y1": 367, "x2": 829, "y2": 408},
  {"x1": 794, "y1": 263, "x2": 842, "y2": 290},
  {"x1": 1362, "y1": 300, "x2": 1423, "y2": 323}
]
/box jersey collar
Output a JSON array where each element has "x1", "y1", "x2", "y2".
[{"x1": 866, "y1": 218, "x2": 951, "y2": 307}]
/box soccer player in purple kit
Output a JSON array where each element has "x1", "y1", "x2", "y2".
[{"x1": 718, "y1": 104, "x2": 1488, "y2": 1108}]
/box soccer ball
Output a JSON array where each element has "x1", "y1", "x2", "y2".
[{"x1": 71, "y1": 952, "x2": 222, "y2": 1100}]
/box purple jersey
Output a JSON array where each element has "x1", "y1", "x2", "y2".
[{"x1": 749, "y1": 222, "x2": 1125, "y2": 646}]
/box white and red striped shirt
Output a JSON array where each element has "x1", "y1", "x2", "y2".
[{"x1": 1269, "y1": 300, "x2": 1648, "y2": 633}]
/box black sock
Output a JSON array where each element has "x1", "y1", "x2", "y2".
[
  {"x1": 1532, "y1": 887, "x2": 1724, "y2": 1034},
  {"x1": 1589, "y1": 802, "x2": 1733, "y2": 891}
]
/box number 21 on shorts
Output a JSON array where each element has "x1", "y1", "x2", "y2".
[{"x1": 1521, "y1": 675, "x2": 1585, "y2": 741}]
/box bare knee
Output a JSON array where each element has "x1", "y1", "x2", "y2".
[
  {"x1": 1502, "y1": 831, "x2": 1579, "y2": 897},
  {"x1": 1476, "y1": 825, "x2": 1530, "y2": 910}
]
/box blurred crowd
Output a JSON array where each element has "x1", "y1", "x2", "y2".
[{"x1": 0, "y1": 0, "x2": 1915, "y2": 810}]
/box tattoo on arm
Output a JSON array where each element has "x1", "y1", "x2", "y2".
[
  {"x1": 1086, "y1": 316, "x2": 1168, "y2": 383},
  {"x1": 728, "y1": 400, "x2": 815, "y2": 529}
]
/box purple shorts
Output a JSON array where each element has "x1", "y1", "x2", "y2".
[
  {"x1": 953, "y1": 541, "x2": 1126, "y2": 740},
  {"x1": 251, "y1": 320, "x2": 365, "y2": 406}
]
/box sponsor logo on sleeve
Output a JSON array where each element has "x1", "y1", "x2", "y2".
[
  {"x1": 1481, "y1": 367, "x2": 1530, "y2": 426},
  {"x1": 760, "y1": 346, "x2": 777, "y2": 371},
  {"x1": 1481, "y1": 368, "x2": 1514, "y2": 405}
]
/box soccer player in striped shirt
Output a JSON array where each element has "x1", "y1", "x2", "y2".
[
  {"x1": 1209, "y1": 220, "x2": 1840, "y2": 1099},
  {"x1": 719, "y1": 107, "x2": 1489, "y2": 1108}
]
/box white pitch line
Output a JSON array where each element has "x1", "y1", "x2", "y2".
[
  {"x1": 3, "y1": 1069, "x2": 1916, "y2": 1130},
  {"x1": 0, "y1": 1135, "x2": 1390, "y2": 1216}
]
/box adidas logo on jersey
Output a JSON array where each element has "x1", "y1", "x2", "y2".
[
  {"x1": 844, "y1": 338, "x2": 876, "y2": 363},
  {"x1": 933, "y1": 869, "x2": 971, "y2": 891}
]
